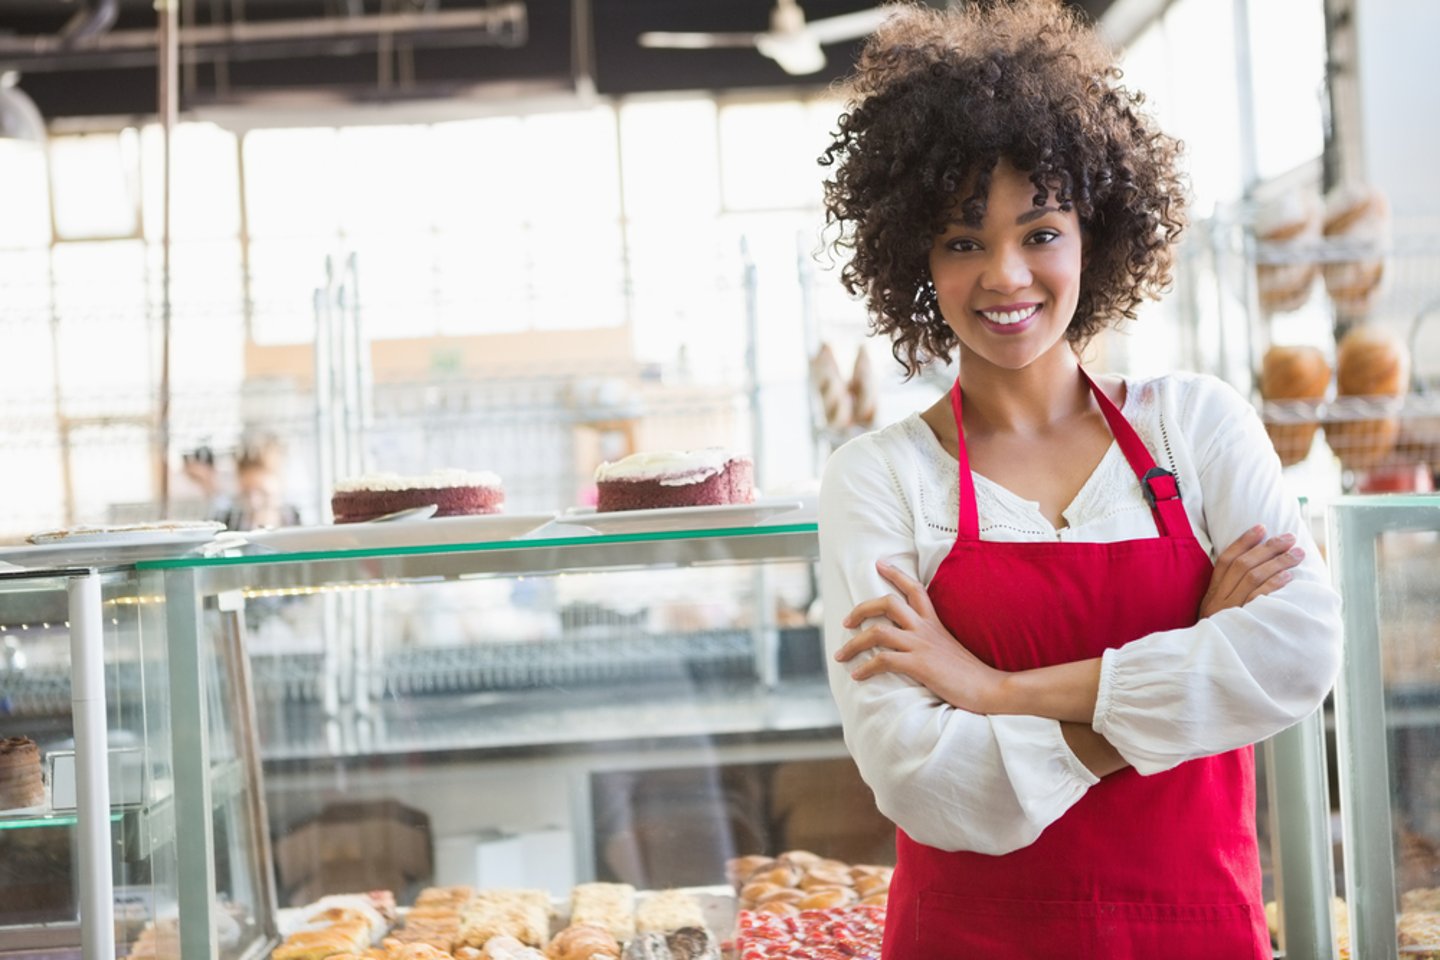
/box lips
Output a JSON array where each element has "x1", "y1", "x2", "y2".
[{"x1": 976, "y1": 303, "x2": 1040, "y2": 334}]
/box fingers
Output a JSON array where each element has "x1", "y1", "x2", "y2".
[
  {"x1": 849, "y1": 649, "x2": 905, "y2": 682},
  {"x1": 833, "y1": 623, "x2": 910, "y2": 664},
  {"x1": 1212, "y1": 529, "x2": 1297, "y2": 600},
  {"x1": 843, "y1": 593, "x2": 916, "y2": 631},
  {"x1": 1242, "y1": 545, "x2": 1305, "y2": 603},
  {"x1": 877, "y1": 559, "x2": 936, "y2": 618}
]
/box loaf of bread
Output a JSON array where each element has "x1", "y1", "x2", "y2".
[
  {"x1": 810, "y1": 344, "x2": 852, "y2": 430},
  {"x1": 1254, "y1": 191, "x2": 1320, "y2": 313},
  {"x1": 850, "y1": 347, "x2": 878, "y2": 429},
  {"x1": 1322, "y1": 183, "x2": 1388, "y2": 316},
  {"x1": 1326, "y1": 325, "x2": 1409, "y2": 470},
  {"x1": 1259, "y1": 345, "x2": 1331, "y2": 466}
]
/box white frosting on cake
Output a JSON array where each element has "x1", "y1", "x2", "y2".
[
  {"x1": 595, "y1": 449, "x2": 745, "y2": 486},
  {"x1": 333, "y1": 469, "x2": 502, "y2": 493}
]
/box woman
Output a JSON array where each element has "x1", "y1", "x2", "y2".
[{"x1": 816, "y1": 3, "x2": 1343, "y2": 957}]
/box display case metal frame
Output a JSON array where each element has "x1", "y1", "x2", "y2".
[
  {"x1": 0, "y1": 566, "x2": 113, "y2": 960},
  {"x1": 1326, "y1": 495, "x2": 1440, "y2": 960}
]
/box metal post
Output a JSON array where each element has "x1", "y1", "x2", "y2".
[
  {"x1": 157, "y1": 0, "x2": 179, "y2": 515},
  {"x1": 68, "y1": 571, "x2": 115, "y2": 960},
  {"x1": 1264, "y1": 707, "x2": 1338, "y2": 960},
  {"x1": 164, "y1": 567, "x2": 217, "y2": 960},
  {"x1": 1328, "y1": 503, "x2": 1398, "y2": 959}
]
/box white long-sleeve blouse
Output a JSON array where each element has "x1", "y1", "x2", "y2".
[{"x1": 818, "y1": 371, "x2": 1343, "y2": 856}]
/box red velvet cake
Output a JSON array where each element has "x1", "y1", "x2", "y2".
[
  {"x1": 331, "y1": 470, "x2": 504, "y2": 523},
  {"x1": 0, "y1": 736, "x2": 45, "y2": 810},
  {"x1": 594, "y1": 450, "x2": 754, "y2": 513}
]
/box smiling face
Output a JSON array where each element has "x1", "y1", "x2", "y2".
[{"x1": 928, "y1": 160, "x2": 1085, "y2": 375}]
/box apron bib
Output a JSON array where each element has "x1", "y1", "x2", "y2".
[{"x1": 881, "y1": 371, "x2": 1268, "y2": 960}]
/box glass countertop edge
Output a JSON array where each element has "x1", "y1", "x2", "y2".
[
  {"x1": 1329, "y1": 494, "x2": 1440, "y2": 509},
  {"x1": 136, "y1": 522, "x2": 821, "y2": 571}
]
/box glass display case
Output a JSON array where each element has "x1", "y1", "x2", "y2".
[
  {"x1": 3, "y1": 510, "x2": 1356, "y2": 959},
  {"x1": 1328, "y1": 495, "x2": 1440, "y2": 960},
  {"x1": 0, "y1": 562, "x2": 276, "y2": 960},
  {"x1": 133, "y1": 516, "x2": 871, "y2": 906}
]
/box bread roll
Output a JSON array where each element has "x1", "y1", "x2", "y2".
[
  {"x1": 1326, "y1": 325, "x2": 1409, "y2": 470},
  {"x1": 853, "y1": 874, "x2": 890, "y2": 898},
  {"x1": 850, "y1": 347, "x2": 878, "y2": 429},
  {"x1": 747, "y1": 865, "x2": 800, "y2": 889},
  {"x1": 778, "y1": 849, "x2": 822, "y2": 866},
  {"x1": 545, "y1": 923, "x2": 619, "y2": 960},
  {"x1": 1259, "y1": 345, "x2": 1331, "y2": 466},
  {"x1": 754, "y1": 901, "x2": 800, "y2": 917},
  {"x1": 725, "y1": 855, "x2": 774, "y2": 888},
  {"x1": 739, "y1": 881, "x2": 785, "y2": 905},
  {"x1": 1322, "y1": 183, "x2": 1388, "y2": 315},
  {"x1": 859, "y1": 892, "x2": 890, "y2": 907},
  {"x1": 796, "y1": 887, "x2": 857, "y2": 910},
  {"x1": 755, "y1": 888, "x2": 806, "y2": 906},
  {"x1": 799, "y1": 867, "x2": 854, "y2": 890},
  {"x1": 809, "y1": 346, "x2": 852, "y2": 429},
  {"x1": 1254, "y1": 191, "x2": 1320, "y2": 313}
]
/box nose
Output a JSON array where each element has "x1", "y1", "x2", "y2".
[{"x1": 981, "y1": 243, "x2": 1031, "y2": 293}]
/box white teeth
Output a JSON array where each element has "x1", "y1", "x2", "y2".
[{"x1": 979, "y1": 306, "x2": 1039, "y2": 325}]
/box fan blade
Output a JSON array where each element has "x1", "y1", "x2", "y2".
[
  {"x1": 756, "y1": 31, "x2": 826, "y2": 74},
  {"x1": 803, "y1": 6, "x2": 893, "y2": 44},
  {"x1": 637, "y1": 30, "x2": 761, "y2": 50}
]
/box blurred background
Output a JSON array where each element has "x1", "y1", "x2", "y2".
[{"x1": 0, "y1": 0, "x2": 1433, "y2": 532}]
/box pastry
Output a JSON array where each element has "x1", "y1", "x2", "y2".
[
  {"x1": 798, "y1": 866, "x2": 853, "y2": 890},
  {"x1": 619, "y1": 934, "x2": 670, "y2": 960},
  {"x1": 1322, "y1": 183, "x2": 1389, "y2": 315},
  {"x1": 459, "y1": 890, "x2": 551, "y2": 949},
  {"x1": 747, "y1": 864, "x2": 800, "y2": 889},
  {"x1": 663, "y1": 928, "x2": 718, "y2": 960},
  {"x1": 593, "y1": 450, "x2": 754, "y2": 513},
  {"x1": 481, "y1": 937, "x2": 545, "y2": 960},
  {"x1": 0, "y1": 736, "x2": 45, "y2": 810},
  {"x1": 634, "y1": 890, "x2": 705, "y2": 934},
  {"x1": 568, "y1": 883, "x2": 635, "y2": 942},
  {"x1": 850, "y1": 347, "x2": 878, "y2": 429},
  {"x1": 811, "y1": 344, "x2": 853, "y2": 429},
  {"x1": 332, "y1": 471, "x2": 503, "y2": 523},
  {"x1": 1254, "y1": 191, "x2": 1320, "y2": 313},
  {"x1": 1326, "y1": 325, "x2": 1409, "y2": 470},
  {"x1": 544, "y1": 923, "x2": 619, "y2": 960},
  {"x1": 726, "y1": 855, "x2": 775, "y2": 887},
  {"x1": 1259, "y1": 345, "x2": 1331, "y2": 466},
  {"x1": 796, "y1": 887, "x2": 857, "y2": 910}
]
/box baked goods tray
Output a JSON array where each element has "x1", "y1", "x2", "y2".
[{"x1": 276, "y1": 885, "x2": 737, "y2": 943}]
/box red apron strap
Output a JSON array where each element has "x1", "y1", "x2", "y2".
[
  {"x1": 949, "y1": 370, "x2": 1196, "y2": 541},
  {"x1": 948, "y1": 379, "x2": 981, "y2": 541},
  {"x1": 1078, "y1": 368, "x2": 1195, "y2": 540}
]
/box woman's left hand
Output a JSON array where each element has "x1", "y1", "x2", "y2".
[{"x1": 836, "y1": 559, "x2": 1010, "y2": 714}]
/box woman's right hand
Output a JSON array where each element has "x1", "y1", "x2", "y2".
[{"x1": 1198, "y1": 524, "x2": 1305, "y2": 619}]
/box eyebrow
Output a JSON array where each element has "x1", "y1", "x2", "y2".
[
  {"x1": 1016, "y1": 206, "x2": 1060, "y2": 225},
  {"x1": 947, "y1": 206, "x2": 1062, "y2": 228}
]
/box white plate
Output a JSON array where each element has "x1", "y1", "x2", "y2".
[
  {"x1": 237, "y1": 512, "x2": 559, "y2": 555},
  {"x1": 0, "y1": 523, "x2": 227, "y2": 568},
  {"x1": 559, "y1": 499, "x2": 806, "y2": 536},
  {"x1": 27, "y1": 521, "x2": 225, "y2": 545}
]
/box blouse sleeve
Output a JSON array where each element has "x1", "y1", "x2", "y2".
[
  {"x1": 1091, "y1": 376, "x2": 1343, "y2": 775},
  {"x1": 820, "y1": 434, "x2": 1099, "y2": 855}
]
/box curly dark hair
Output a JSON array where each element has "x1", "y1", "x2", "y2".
[{"x1": 820, "y1": 0, "x2": 1187, "y2": 377}]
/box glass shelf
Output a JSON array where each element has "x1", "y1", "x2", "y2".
[{"x1": 139, "y1": 523, "x2": 820, "y2": 596}]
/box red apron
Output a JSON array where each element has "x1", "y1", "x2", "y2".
[{"x1": 881, "y1": 371, "x2": 1268, "y2": 959}]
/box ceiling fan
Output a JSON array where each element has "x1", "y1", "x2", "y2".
[{"x1": 637, "y1": 0, "x2": 894, "y2": 76}]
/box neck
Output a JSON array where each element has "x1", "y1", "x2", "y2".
[{"x1": 956, "y1": 347, "x2": 1089, "y2": 437}]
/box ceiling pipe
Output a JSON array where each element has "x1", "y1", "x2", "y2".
[
  {"x1": 58, "y1": 0, "x2": 119, "y2": 48},
  {"x1": 0, "y1": 4, "x2": 527, "y2": 68}
]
